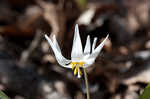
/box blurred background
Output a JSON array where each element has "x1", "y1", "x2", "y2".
[{"x1": 0, "y1": 0, "x2": 150, "y2": 99}]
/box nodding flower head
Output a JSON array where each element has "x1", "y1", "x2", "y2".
[{"x1": 45, "y1": 24, "x2": 109, "y2": 78}]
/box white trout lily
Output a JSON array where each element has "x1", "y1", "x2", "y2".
[{"x1": 45, "y1": 24, "x2": 109, "y2": 78}]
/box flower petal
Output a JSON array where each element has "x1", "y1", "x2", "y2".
[
  {"x1": 90, "y1": 35, "x2": 109, "y2": 59},
  {"x1": 45, "y1": 35, "x2": 72, "y2": 68},
  {"x1": 71, "y1": 24, "x2": 83, "y2": 61},
  {"x1": 84, "y1": 35, "x2": 91, "y2": 55},
  {"x1": 83, "y1": 34, "x2": 109, "y2": 68},
  {"x1": 83, "y1": 58, "x2": 95, "y2": 68},
  {"x1": 92, "y1": 37, "x2": 98, "y2": 53},
  {"x1": 53, "y1": 35, "x2": 61, "y2": 52}
]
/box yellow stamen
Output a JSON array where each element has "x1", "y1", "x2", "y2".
[
  {"x1": 71, "y1": 62, "x2": 76, "y2": 70},
  {"x1": 70, "y1": 61, "x2": 85, "y2": 77},
  {"x1": 74, "y1": 64, "x2": 79, "y2": 75}
]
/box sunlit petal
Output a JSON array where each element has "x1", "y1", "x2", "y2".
[
  {"x1": 89, "y1": 34, "x2": 109, "y2": 62},
  {"x1": 45, "y1": 35, "x2": 72, "y2": 68},
  {"x1": 92, "y1": 37, "x2": 97, "y2": 53},
  {"x1": 83, "y1": 35, "x2": 109, "y2": 68},
  {"x1": 53, "y1": 35, "x2": 61, "y2": 52},
  {"x1": 71, "y1": 24, "x2": 83, "y2": 61},
  {"x1": 84, "y1": 35, "x2": 91, "y2": 55}
]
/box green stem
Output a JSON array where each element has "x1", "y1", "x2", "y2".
[{"x1": 83, "y1": 68, "x2": 90, "y2": 99}]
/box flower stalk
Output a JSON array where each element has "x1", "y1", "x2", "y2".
[{"x1": 83, "y1": 68, "x2": 90, "y2": 99}]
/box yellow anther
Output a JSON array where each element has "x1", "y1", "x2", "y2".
[
  {"x1": 74, "y1": 64, "x2": 79, "y2": 75},
  {"x1": 71, "y1": 62, "x2": 76, "y2": 70},
  {"x1": 70, "y1": 61, "x2": 85, "y2": 77}
]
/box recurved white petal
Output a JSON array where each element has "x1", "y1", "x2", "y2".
[
  {"x1": 71, "y1": 24, "x2": 83, "y2": 61},
  {"x1": 53, "y1": 35, "x2": 61, "y2": 52},
  {"x1": 84, "y1": 35, "x2": 91, "y2": 55},
  {"x1": 83, "y1": 35, "x2": 109, "y2": 68},
  {"x1": 45, "y1": 35, "x2": 72, "y2": 68},
  {"x1": 89, "y1": 34, "x2": 109, "y2": 61},
  {"x1": 92, "y1": 37, "x2": 98, "y2": 53}
]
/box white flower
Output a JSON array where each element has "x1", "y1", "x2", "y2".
[{"x1": 45, "y1": 24, "x2": 109, "y2": 78}]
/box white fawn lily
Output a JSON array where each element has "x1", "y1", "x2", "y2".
[{"x1": 45, "y1": 24, "x2": 109, "y2": 78}]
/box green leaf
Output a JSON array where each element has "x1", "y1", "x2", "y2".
[
  {"x1": 140, "y1": 84, "x2": 150, "y2": 99},
  {"x1": 0, "y1": 91, "x2": 10, "y2": 99}
]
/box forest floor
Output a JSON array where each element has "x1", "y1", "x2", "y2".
[{"x1": 0, "y1": 0, "x2": 150, "y2": 99}]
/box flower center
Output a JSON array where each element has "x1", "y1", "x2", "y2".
[{"x1": 70, "y1": 62, "x2": 85, "y2": 77}]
